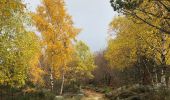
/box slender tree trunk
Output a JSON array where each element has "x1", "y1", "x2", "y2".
[
  {"x1": 154, "y1": 64, "x2": 158, "y2": 86},
  {"x1": 50, "y1": 54, "x2": 54, "y2": 91},
  {"x1": 161, "y1": 32, "x2": 166, "y2": 86},
  {"x1": 60, "y1": 72, "x2": 65, "y2": 95},
  {"x1": 153, "y1": 46, "x2": 158, "y2": 86},
  {"x1": 135, "y1": 37, "x2": 143, "y2": 84},
  {"x1": 59, "y1": 41, "x2": 67, "y2": 95},
  {"x1": 107, "y1": 74, "x2": 111, "y2": 86},
  {"x1": 136, "y1": 49, "x2": 143, "y2": 84},
  {"x1": 50, "y1": 68, "x2": 54, "y2": 91}
]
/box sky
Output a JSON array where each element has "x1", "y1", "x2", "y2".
[{"x1": 24, "y1": 0, "x2": 117, "y2": 52}]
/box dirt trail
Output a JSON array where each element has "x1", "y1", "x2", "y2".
[{"x1": 81, "y1": 89, "x2": 108, "y2": 100}]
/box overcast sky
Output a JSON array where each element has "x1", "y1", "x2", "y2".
[{"x1": 24, "y1": 0, "x2": 117, "y2": 52}]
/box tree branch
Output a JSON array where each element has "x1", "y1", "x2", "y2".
[
  {"x1": 132, "y1": 13, "x2": 170, "y2": 34},
  {"x1": 157, "y1": 0, "x2": 170, "y2": 12}
]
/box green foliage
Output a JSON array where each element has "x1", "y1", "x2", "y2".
[
  {"x1": 0, "y1": 0, "x2": 25, "y2": 28},
  {"x1": 106, "y1": 17, "x2": 158, "y2": 69},
  {"x1": 0, "y1": 29, "x2": 41, "y2": 88},
  {"x1": 68, "y1": 41, "x2": 96, "y2": 82},
  {"x1": 105, "y1": 16, "x2": 170, "y2": 85},
  {"x1": 0, "y1": 0, "x2": 41, "y2": 88},
  {"x1": 1, "y1": 88, "x2": 56, "y2": 100},
  {"x1": 75, "y1": 41, "x2": 96, "y2": 77}
]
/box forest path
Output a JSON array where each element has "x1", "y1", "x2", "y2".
[{"x1": 81, "y1": 89, "x2": 108, "y2": 100}]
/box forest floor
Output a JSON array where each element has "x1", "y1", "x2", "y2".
[{"x1": 81, "y1": 89, "x2": 108, "y2": 100}]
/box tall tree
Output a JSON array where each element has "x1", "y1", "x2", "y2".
[
  {"x1": 68, "y1": 41, "x2": 96, "y2": 88},
  {"x1": 0, "y1": 0, "x2": 43, "y2": 88},
  {"x1": 32, "y1": 0, "x2": 79, "y2": 94},
  {"x1": 110, "y1": 0, "x2": 170, "y2": 86},
  {"x1": 105, "y1": 16, "x2": 170, "y2": 85}
]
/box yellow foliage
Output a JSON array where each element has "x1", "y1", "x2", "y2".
[
  {"x1": 29, "y1": 53, "x2": 45, "y2": 86},
  {"x1": 32, "y1": 0, "x2": 79, "y2": 79},
  {"x1": 105, "y1": 16, "x2": 164, "y2": 69}
]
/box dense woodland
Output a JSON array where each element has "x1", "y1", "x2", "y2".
[{"x1": 0, "y1": 0, "x2": 170, "y2": 100}]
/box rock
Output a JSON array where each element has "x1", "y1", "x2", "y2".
[
  {"x1": 77, "y1": 93, "x2": 84, "y2": 97},
  {"x1": 125, "y1": 95, "x2": 141, "y2": 100},
  {"x1": 55, "y1": 96, "x2": 64, "y2": 100},
  {"x1": 105, "y1": 84, "x2": 155, "y2": 100},
  {"x1": 105, "y1": 92, "x2": 113, "y2": 97},
  {"x1": 73, "y1": 94, "x2": 84, "y2": 100},
  {"x1": 118, "y1": 91, "x2": 136, "y2": 99}
]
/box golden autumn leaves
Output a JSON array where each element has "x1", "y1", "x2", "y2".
[
  {"x1": 31, "y1": 0, "x2": 79, "y2": 79},
  {"x1": 31, "y1": 0, "x2": 95, "y2": 94},
  {"x1": 0, "y1": 0, "x2": 85, "y2": 90}
]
